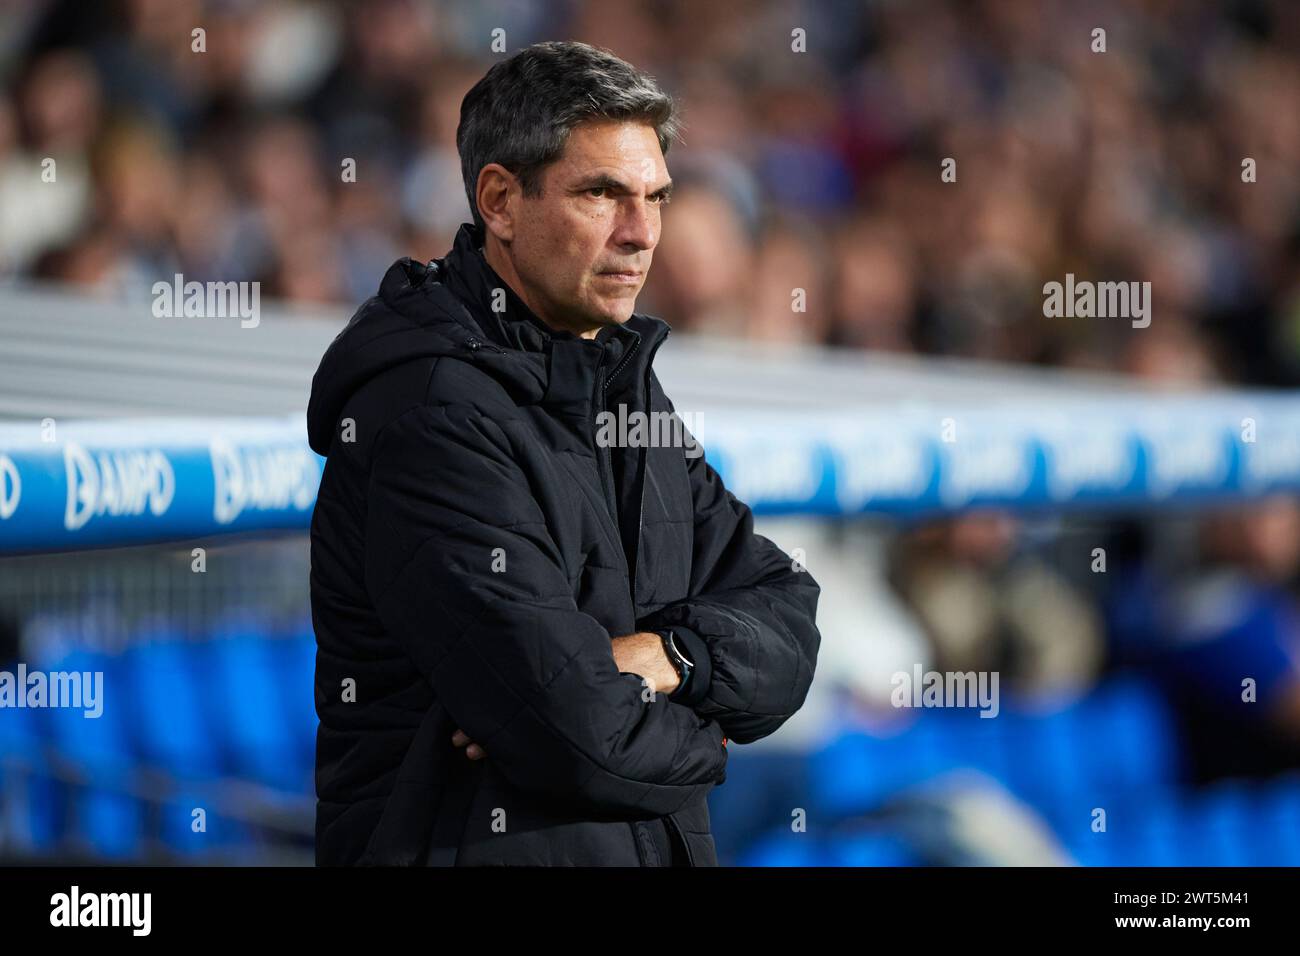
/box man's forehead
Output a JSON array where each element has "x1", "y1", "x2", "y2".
[{"x1": 559, "y1": 120, "x2": 667, "y2": 177}]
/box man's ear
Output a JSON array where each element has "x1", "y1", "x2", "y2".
[{"x1": 476, "y1": 163, "x2": 518, "y2": 243}]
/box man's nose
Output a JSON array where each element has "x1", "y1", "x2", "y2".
[{"x1": 612, "y1": 198, "x2": 657, "y2": 251}]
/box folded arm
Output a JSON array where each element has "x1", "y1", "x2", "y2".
[
  {"x1": 640, "y1": 402, "x2": 823, "y2": 745},
  {"x1": 364, "y1": 400, "x2": 727, "y2": 817}
]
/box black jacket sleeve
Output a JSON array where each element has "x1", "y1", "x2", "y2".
[
  {"x1": 640, "y1": 401, "x2": 822, "y2": 745},
  {"x1": 362, "y1": 400, "x2": 727, "y2": 817}
]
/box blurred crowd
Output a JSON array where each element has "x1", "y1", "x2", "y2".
[
  {"x1": 2, "y1": 0, "x2": 1299, "y2": 384},
  {"x1": 3, "y1": 0, "x2": 1300, "y2": 792}
]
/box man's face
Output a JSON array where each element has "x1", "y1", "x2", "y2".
[{"x1": 507, "y1": 119, "x2": 671, "y2": 335}]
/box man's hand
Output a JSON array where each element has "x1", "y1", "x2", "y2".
[
  {"x1": 451, "y1": 632, "x2": 681, "y2": 760},
  {"x1": 451, "y1": 728, "x2": 486, "y2": 760},
  {"x1": 611, "y1": 631, "x2": 680, "y2": 697}
]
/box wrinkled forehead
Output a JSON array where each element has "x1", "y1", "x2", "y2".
[{"x1": 551, "y1": 119, "x2": 669, "y2": 184}]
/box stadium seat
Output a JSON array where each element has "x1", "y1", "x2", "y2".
[
  {"x1": 0, "y1": 701, "x2": 64, "y2": 854},
  {"x1": 707, "y1": 750, "x2": 811, "y2": 858},
  {"x1": 37, "y1": 642, "x2": 144, "y2": 859},
  {"x1": 123, "y1": 626, "x2": 221, "y2": 779},
  {"x1": 738, "y1": 830, "x2": 840, "y2": 867},
  {"x1": 201, "y1": 613, "x2": 306, "y2": 793},
  {"x1": 1254, "y1": 773, "x2": 1300, "y2": 865},
  {"x1": 273, "y1": 617, "x2": 319, "y2": 784}
]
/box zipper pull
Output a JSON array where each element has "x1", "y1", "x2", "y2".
[{"x1": 466, "y1": 336, "x2": 481, "y2": 351}]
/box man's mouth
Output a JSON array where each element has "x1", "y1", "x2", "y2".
[{"x1": 598, "y1": 270, "x2": 642, "y2": 284}]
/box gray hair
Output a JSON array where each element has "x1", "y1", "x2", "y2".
[{"x1": 456, "y1": 41, "x2": 680, "y2": 231}]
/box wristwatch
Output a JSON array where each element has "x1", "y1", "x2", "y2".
[{"x1": 657, "y1": 628, "x2": 694, "y2": 698}]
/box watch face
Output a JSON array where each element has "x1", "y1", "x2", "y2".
[
  {"x1": 659, "y1": 630, "x2": 684, "y2": 672},
  {"x1": 668, "y1": 633, "x2": 693, "y2": 667}
]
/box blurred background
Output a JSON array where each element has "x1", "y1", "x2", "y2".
[{"x1": 2, "y1": 0, "x2": 1300, "y2": 865}]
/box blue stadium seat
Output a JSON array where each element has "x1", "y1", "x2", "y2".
[
  {"x1": 115, "y1": 616, "x2": 316, "y2": 858},
  {"x1": 809, "y1": 718, "x2": 934, "y2": 818},
  {"x1": 1254, "y1": 773, "x2": 1300, "y2": 865},
  {"x1": 1122, "y1": 794, "x2": 1184, "y2": 866},
  {"x1": 803, "y1": 675, "x2": 1187, "y2": 868},
  {"x1": 0, "y1": 701, "x2": 64, "y2": 854},
  {"x1": 1086, "y1": 676, "x2": 1182, "y2": 790},
  {"x1": 201, "y1": 614, "x2": 305, "y2": 793},
  {"x1": 155, "y1": 787, "x2": 256, "y2": 859},
  {"x1": 1000, "y1": 677, "x2": 1180, "y2": 810},
  {"x1": 123, "y1": 627, "x2": 221, "y2": 779},
  {"x1": 270, "y1": 618, "x2": 318, "y2": 786},
  {"x1": 37, "y1": 643, "x2": 143, "y2": 859},
  {"x1": 707, "y1": 750, "x2": 811, "y2": 857},
  {"x1": 737, "y1": 824, "x2": 920, "y2": 866},
  {"x1": 738, "y1": 830, "x2": 839, "y2": 867},
  {"x1": 828, "y1": 828, "x2": 923, "y2": 866},
  {"x1": 1194, "y1": 781, "x2": 1254, "y2": 866},
  {"x1": 123, "y1": 625, "x2": 257, "y2": 858}
]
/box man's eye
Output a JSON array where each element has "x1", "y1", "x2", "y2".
[
  {"x1": 651, "y1": 192, "x2": 671, "y2": 205},
  {"x1": 587, "y1": 186, "x2": 607, "y2": 198}
]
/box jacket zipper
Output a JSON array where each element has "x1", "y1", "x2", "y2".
[
  {"x1": 470, "y1": 326, "x2": 631, "y2": 566},
  {"x1": 464, "y1": 335, "x2": 504, "y2": 353},
  {"x1": 473, "y1": 328, "x2": 668, "y2": 611},
  {"x1": 632, "y1": 331, "x2": 669, "y2": 584},
  {"x1": 590, "y1": 335, "x2": 641, "y2": 612},
  {"x1": 594, "y1": 335, "x2": 639, "y2": 527}
]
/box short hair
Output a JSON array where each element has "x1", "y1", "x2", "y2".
[{"x1": 456, "y1": 40, "x2": 680, "y2": 231}]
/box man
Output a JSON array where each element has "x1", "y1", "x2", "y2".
[{"x1": 306, "y1": 40, "x2": 821, "y2": 866}]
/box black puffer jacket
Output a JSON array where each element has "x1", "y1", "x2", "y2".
[{"x1": 306, "y1": 222, "x2": 821, "y2": 865}]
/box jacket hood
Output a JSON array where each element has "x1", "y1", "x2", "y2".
[{"x1": 306, "y1": 222, "x2": 670, "y2": 456}]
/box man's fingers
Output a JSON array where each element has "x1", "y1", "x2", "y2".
[{"x1": 453, "y1": 729, "x2": 486, "y2": 759}]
